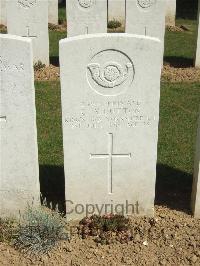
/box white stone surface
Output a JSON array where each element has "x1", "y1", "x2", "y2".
[
  {"x1": 0, "y1": 34, "x2": 40, "y2": 217},
  {"x1": 6, "y1": 0, "x2": 49, "y2": 65},
  {"x1": 60, "y1": 33, "x2": 162, "y2": 220},
  {"x1": 165, "y1": 0, "x2": 176, "y2": 26},
  {"x1": 191, "y1": 114, "x2": 200, "y2": 218},
  {"x1": 126, "y1": 0, "x2": 165, "y2": 65},
  {"x1": 49, "y1": 0, "x2": 58, "y2": 25},
  {"x1": 126, "y1": 0, "x2": 166, "y2": 41},
  {"x1": 195, "y1": 0, "x2": 200, "y2": 67},
  {"x1": 0, "y1": 0, "x2": 7, "y2": 25},
  {"x1": 108, "y1": 0, "x2": 125, "y2": 26},
  {"x1": 66, "y1": 0, "x2": 107, "y2": 37}
]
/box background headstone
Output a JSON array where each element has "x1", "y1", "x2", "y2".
[
  {"x1": 66, "y1": 0, "x2": 107, "y2": 37},
  {"x1": 191, "y1": 114, "x2": 200, "y2": 218},
  {"x1": 60, "y1": 33, "x2": 162, "y2": 220},
  {"x1": 165, "y1": 0, "x2": 176, "y2": 26},
  {"x1": 126, "y1": 0, "x2": 165, "y2": 64},
  {"x1": 0, "y1": 34, "x2": 40, "y2": 217},
  {"x1": 49, "y1": 0, "x2": 58, "y2": 25},
  {"x1": 108, "y1": 0, "x2": 125, "y2": 27},
  {"x1": 195, "y1": 0, "x2": 200, "y2": 67},
  {"x1": 6, "y1": 0, "x2": 49, "y2": 65},
  {"x1": 0, "y1": 0, "x2": 7, "y2": 25},
  {"x1": 126, "y1": 0, "x2": 166, "y2": 41}
]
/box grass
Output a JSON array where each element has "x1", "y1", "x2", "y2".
[
  {"x1": 49, "y1": 31, "x2": 67, "y2": 65},
  {"x1": 58, "y1": 5, "x2": 66, "y2": 24},
  {"x1": 158, "y1": 83, "x2": 200, "y2": 173},
  {"x1": 164, "y1": 19, "x2": 198, "y2": 66},
  {"x1": 35, "y1": 81, "x2": 63, "y2": 166}
]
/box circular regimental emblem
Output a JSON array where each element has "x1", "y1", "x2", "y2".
[
  {"x1": 87, "y1": 50, "x2": 135, "y2": 96},
  {"x1": 18, "y1": 0, "x2": 37, "y2": 9},
  {"x1": 137, "y1": 0, "x2": 156, "y2": 9},
  {"x1": 78, "y1": 0, "x2": 94, "y2": 8}
]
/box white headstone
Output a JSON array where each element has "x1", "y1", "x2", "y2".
[
  {"x1": 195, "y1": 0, "x2": 200, "y2": 67},
  {"x1": 6, "y1": 0, "x2": 49, "y2": 65},
  {"x1": 66, "y1": 0, "x2": 107, "y2": 37},
  {"x1": 126, "y1": 0, "x2": 166, "y2": 41},
  {"x1": 0, "y1": 34, "x2": 40, "y2": 217},
  {"x1": 49, "y1": 0, "x2": 58, "y2": 25},
  {"x1": 191, "y1": 114, "x2": 200, "y2": 218},
  {"x1": 165, "y1": 0, "x2": 176, "y2": 26},
  {"x1": 108, "y1": 0, "x2": 125, "y2": 26},
  {"x1": 0, "y1": 0, "x2": 7, "y2": 25},
  {"x1": 60, "y1": 33, "x2": 162, "y2": 220}
]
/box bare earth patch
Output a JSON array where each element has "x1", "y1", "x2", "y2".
[
  {"x1": 34, "y1": 65, "x2": 60, "y2": 81},
  {"x1": 0, "y1": 206, "x2": 199, "y2": 266},
  {"x1": 166, "y1": 25, "x2": 184, "y2": 32},
  {"x1": 34, "y1": 64, "x2": 200, "y2": 83},
  {"x1": 48, "y1": 23, "x2": 67, "y2": 33},
  {"x1": 162, "y1": 65, "x2": 200, "y2": 83}
]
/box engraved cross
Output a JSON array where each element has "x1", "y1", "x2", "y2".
[
  {"x1": 90, "y1": 133, "x2": 131, "y2": 194},
  {"x1": 0, "y1": 116, "x2": 6, "y2": 123},
  {"x1": 23, "y1": 26, "x2": 37, "y2": 38}
]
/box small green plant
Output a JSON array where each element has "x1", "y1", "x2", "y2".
[
  {"x1": 34, "y1": 61, "x2": 46, "y2": 71},
  {"x1": 13, "y1": 205, "x2": 68, "y2": 255},
  {"x1": 108, "y1": 20, "x2": 122, "y2": 29},
  {"x1": 78, "y1": 214, "x2": 132, "y2": 244}
]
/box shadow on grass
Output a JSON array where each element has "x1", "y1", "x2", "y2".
[
  {"x1": 50, "y1": 56, "x2": 59, "y2": 67},
  {"x1": 39, "y1": 165, "x2": 66, "y2": 214},
  {"x1": 164, "y1": 56, "x2": 194, "y2": 68},
  {"x1": 39, "y1": 163, "x2": 193, "y2": 216},
  {"x1": 155, "y1": 164, "x2": 193, "y2": 213}
]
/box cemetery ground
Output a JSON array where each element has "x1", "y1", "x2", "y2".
[{"x1": 1, "y1": 11, "x2": 200, "y2": 266}]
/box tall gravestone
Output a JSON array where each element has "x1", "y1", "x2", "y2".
[
  {"x1": 0, "y1": 0, "x2": 7, "y2": 25},
  {"x1": 66, "y1": 0, "x2": 107, "y2": 37},
  {"x1": 165, "y1": 0, "x2": 176, "y2": 26},
  {"x1": 49, "y1": 0, "x2": 58, "y2": 25},
  {"x1": 6, "y1": 0, "x2": 49, "y2": 65},
  {"x1": 191, "y1": 114, "x2": 200, "y2": 218},
  {"x1": 195, "y1": 0, "x2": 200, "y2": 67},
  {"x1": 60, "y1": 33, "x2": 162, "y2": 220},
  {"x1": 126, "y1": 0, "x2": 165, "y2": 41},
  {"x1": 108, "y1": 0, "x2": 125, "y2": 26},
  {"x1": 0, "y1": 34, "x2": 40, "y2": 217}
]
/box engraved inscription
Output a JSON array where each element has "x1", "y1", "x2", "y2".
[
  {"x1": 0, "y1": 56, "x2": 24, "y2": 72},
  {"x1": 64, "y1": 98, "x2": 155, "y2": 129},
  {"x1": 0, "y1": 116, "x2": 6, "y2": 122},
  {"x1": 0, "y1": 116, "x2": 7, "y2": 129},
  {"x1": 87, "y1": 50, "x2": 135, "y2": 96},
  {"x1": 22, "y1": 26, "x2": 37, "y2": 38},
  {"x1": 90, "y1": 133, "x2": 131, "y2": 194},
  {"x1": 18, "y1": 0, "x2": 37, "y2": 9},
  {"x1": 78, "y1": 0, "x2": 94, "y2": 8},
  {"x1": 137, "y1": 0, "x2": 156, "y2": 8}
]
